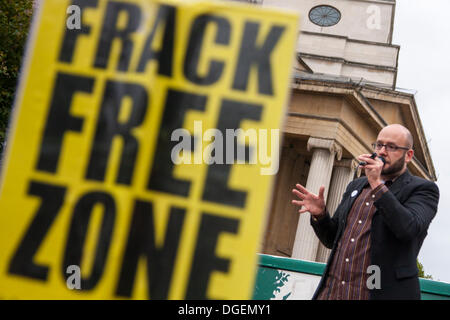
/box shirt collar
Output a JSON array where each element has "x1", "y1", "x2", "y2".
[{"x1": 363, "y1": 169, "x2": 409, "y2": 189}]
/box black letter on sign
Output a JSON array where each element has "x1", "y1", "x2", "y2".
[
  {"x1": 94, "y1": 1, "x2": 141, "y2": 71},
  {"x1": 185, "y1": 214, "x2": 239, "y2": 299},
  {"x1": 63, "y1": 192, "x2": 116, "y2": 291},
  {"x1": 233, "y1": 22, "x2": 285, "y2": 95},
  {"x1": 8, "y1": 181, "x2": 66, "y2": 281},
  {"x1": 184, "y1": 14, "x2": 230, "y2": 85},
  {"x1": 36, "y1": 73, "x2": 94, "y2": 173},
  {"x1": 202, "y1": 99, "x2": 262, "y2": 208},
  {"x1": 136, "y1": 4, "x2": 176, "y2": 76},
  {"x1": 85, "y1": 81, "x2": 148, "y2": 185},
  {"x1": 59, "y1": 0, "x2": 99, "y2": 63},
  {"x1": 115, "y1": 201, "x2": 185, "y2": 299},
  {"x1": 147, "y1": 89, "x2": 206, "y2": 197}
]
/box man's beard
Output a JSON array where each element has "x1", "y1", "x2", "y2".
[{"x1": 382, "y1": 152, "x2": 406, "y2": 177}]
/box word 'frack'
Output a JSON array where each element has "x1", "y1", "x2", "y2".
[
  {"x1": 38, "y1": 73, "x2": 262, "y2": 208},
  {"x1": 60, "y1": 1, "x2": 285, "y2": 95}
]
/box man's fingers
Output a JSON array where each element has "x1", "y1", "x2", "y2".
[
  {"x1": 360, "y1": 154, "x2": 373, "y2": 158},
  {"x1": 291, "y1": 199, "x2": 304, "y2": 207},
  {"x1": 292, "y1": 188, "x2": 305, "y2": 199},
  {"x1": 318, "y1": 186, "x2": 325, "y2": 200},
  {"x1": 364, "y1": 163, "x2": 383, "y2": 171},
  {"x1": 298, "y1": 208, "x2": 308, "y2": 214},
  {"x1": 358, "y1": 154, "x2": 383, "y2": 165},
  {"x1": 295, "y1": 183, "x2": 310, "y2": 195}
]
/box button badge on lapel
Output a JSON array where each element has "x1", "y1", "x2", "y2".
[{"x1": 351, "y1": 190, "x2": 358, "y2": 197}]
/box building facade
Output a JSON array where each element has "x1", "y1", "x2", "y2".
[
  {"x1": 231, "y1": 0, "x2": 436, "y2": 263},
  {"x1": 265, "y1": 0, "x2": 399, "y2": 89}
]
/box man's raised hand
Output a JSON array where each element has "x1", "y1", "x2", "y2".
[{"x1": 291, "y1": 184, "x2": 326, "y2": 216}]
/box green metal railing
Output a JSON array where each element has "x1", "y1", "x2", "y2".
[{"x1": 253, "y1": 254, "x2": 450, "y2": 300}]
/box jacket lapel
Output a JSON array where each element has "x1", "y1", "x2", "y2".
[
  {"x1": 339, "y1": 170, "x2": 411, "y2": 228},
  {"x1": 342, "y1": 170, "x2": 410, "y2": 218},
  {"x1": 386, "y1": 169, "x2": 412, "y2": 197}
]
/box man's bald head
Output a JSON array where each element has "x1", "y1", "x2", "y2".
[{"x1": 378, "y1": 124, "x2": 413, "y2": 149}]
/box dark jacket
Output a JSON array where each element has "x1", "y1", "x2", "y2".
[{"x1": 311, "y1": 170, "x2": 439, "y2": 300}]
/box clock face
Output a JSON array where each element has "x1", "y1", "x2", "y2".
[{"x1": 309, "y1": 5, "x2": 341, "y2": 27}]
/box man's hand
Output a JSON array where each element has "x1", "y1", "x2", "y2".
[
  {"x1": 291, "y1": 184, "x2": 326, "y2": 216},
  {"x1": 357, "y1": 153, "x2": 384, "y2": 189}
]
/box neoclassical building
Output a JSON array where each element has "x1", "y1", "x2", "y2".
[{"x1": 231, "y1": 0, "x2": 436, "y2": 263}]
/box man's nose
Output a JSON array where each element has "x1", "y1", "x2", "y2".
[{"x1": 378, "y1": 146, "x2": 388, "y2": 157}]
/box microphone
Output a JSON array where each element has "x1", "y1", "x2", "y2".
[{"x1": 359, "y1": 152, "x2": 386, "y2": 166}]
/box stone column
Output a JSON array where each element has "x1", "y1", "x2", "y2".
[
  {"x1": 291, "y1": 137, "x2": 342, "y2": 261},
  {"x1": 315, "y1": 159, "x2": 358, "y2": 263}
]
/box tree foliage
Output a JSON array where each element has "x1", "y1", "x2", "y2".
[
  {"x1": 417, "y1": 260, "x2": 433, "y2": 280},
  {"x1": 0, "y1": 0, "x2": 34, "y2": 153}
]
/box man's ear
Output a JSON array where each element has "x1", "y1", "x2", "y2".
[{"x1": 405, "y1": 149, "x2": 414, "y2": 163}]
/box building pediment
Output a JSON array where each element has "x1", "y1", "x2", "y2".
[{"x1": 285, "y1": 74, "x2": 436, "y2": 181}]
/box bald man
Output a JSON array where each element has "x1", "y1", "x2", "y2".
[{"x1": 292, "y1": 124, "x2": 439, "y2": 300}]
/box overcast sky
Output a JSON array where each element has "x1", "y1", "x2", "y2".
[{"x1": 393, "y1": 0, "x2": 450, "y2": 283}]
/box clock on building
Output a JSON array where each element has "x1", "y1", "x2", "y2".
[{"x1": 309, "y1": 5, "x2": 341, "y2": 27}]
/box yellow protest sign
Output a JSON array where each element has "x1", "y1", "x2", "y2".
[{"x1": 0, "y1": 0, "x2": 298, "y2": 299}]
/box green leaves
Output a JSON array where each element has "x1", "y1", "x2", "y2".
[{"x1": 0, "y1": 0, "x2": 33, "y2": 153}]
